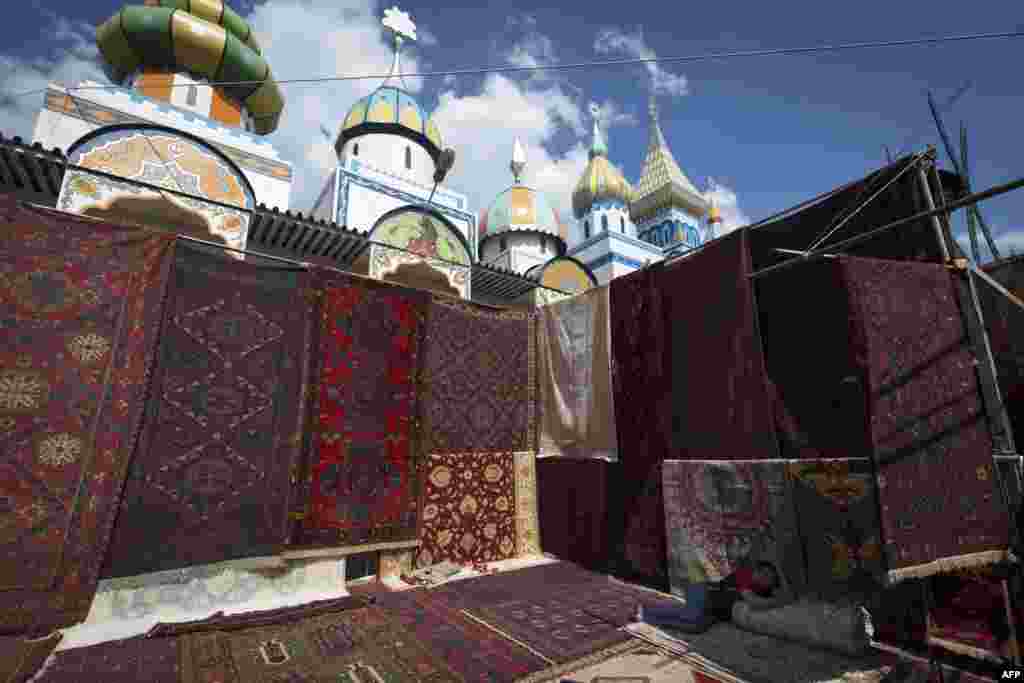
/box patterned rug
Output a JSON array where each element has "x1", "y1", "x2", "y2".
[
  {"x1": 514, "y1": 451, "x2": 542, "y2": 557},
  {"x1": 420, "y1": 297, "x2": 535, "y2": 454},
  {"x1": 0, "y1": 196, "x2": 176, "y2": 633},
  {"x1": 609, "y1": 264, "x2": 671, "y2": 584},
  {"x1": 33, "y1": 634, "x2": 180, "y2": 683},
  {"x1": 537, "y1": 285, "x2": 617, "y2": 460},
  {"x1": 288, "y1": 271, "x2": 427, "y2": 555},
  {"x1": 161, "y1": 596, "x2": 462, "y2": 683},
  {"x1": 375, "y1": 588, "x2": 547, "y2": 681},
  {"x1": 102, "y1": 243, "x2": 313, "y2": 578},
  {"x1": 536, "y1": 457, "x2": 614, "y2": 569},
  {"x1": 0, "y1": 632, "x2": 62, "y2": 683},
  {"x1": 660, "y1": 229, "x2": 777, "y2": 462},
  {"x1": 788, "y1": 460, "x2": 886, "y2": 601},
  {"x1": 973, "y1": 270, "x2": 1024, "y2": 455},
  {"x1": 843, "y1": 257, "x2": 1011, "y2": 581},
  {"x1": 415, "y1": 451, "x2": 517, "y2": 568},
  {"x1": 662, "y1": 460, "x2": 805, "y2": 598}
]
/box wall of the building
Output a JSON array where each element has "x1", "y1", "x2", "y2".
[
  {"x1": 338, "y1": 134, "x2": 435, "y2": 191},
  {"x1": 568, "y1": 231, "x2": 662, "y2": 286},
  {"x1": 479, "y1": 231, "x2": 559, "y2": 274},
  {"x1": 309, "y1": 169, "x2": 337, "y2": 223},
  {"x1": 579, "y1": 199, "x2": 635, "y2": 241},
  {"x1": 32, "y1": 82, "x2": 291, "y2": 210},
  {"x1": 635, "y1": 206, "x2": 704, "y2": 251}
]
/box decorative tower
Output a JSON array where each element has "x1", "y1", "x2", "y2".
[
  {"x1": 313, "y1": 6, "x2": 475, "y2": 298},
  {"x1": 705, "y1": 177, "x2": 723, "y2": 242},
  {"x1": 479, "y1": 138, "x2": 566, "y2": 274},
  {"x1": 33, "y1": 0, "x2": 292, "y2": 252},
  {"x1": 630, "y1": 94, "x2": 709, "y2": 256}
]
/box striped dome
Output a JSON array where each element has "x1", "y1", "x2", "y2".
[
  {"x1": 572, "y1": 154, "x2": 634, "y2": 220},
  {"x1": 337, "y1": 85, "x2": 443, "y2": 161},
  {"x1": 480, "y1": 185, "x2": 562, "y2": 241}
]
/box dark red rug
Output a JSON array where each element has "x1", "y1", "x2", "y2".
[
  {"x1": 0, "y1": 632, "x2": 62, "y2": 683},
  {"x1": 536, "y1": 457, "x2": 614, "y2": 570},
  {"x1": 33, "y1": 635, "x2": 179, "y2": 683},
  {"x1": 288, "y1": 271, "x2": 427, "y2": 554},
  {"x1": 844, "y1": 257, "x2": 1011, "y2": 582},
  {"x1": 0, "y1": 196, "x2": 176, "y2": 633},
  {"x1": 420, "y1": 297, "x2": 535, "y2": 454},
  {"x1": 102, "y1": 243, "x2": 313, "y2": 578}
]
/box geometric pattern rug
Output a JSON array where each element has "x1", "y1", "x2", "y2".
[
  {"x1": 101, "y1": 244, "x2": 313, "y2": 578},
  {"x1": 0, "y1": 196, "x2": 177, "y2": 633},
  {"x1": 415, "y1": 451, "x2": 517, "y2": 569},
  {"x1": 288, "y1": 272, "x2": 427, "y2": 555},
  {"x1": 420, "y1": 297, "x2": 536, "y2": 454},
  {"x1": 843, "y1": 257, "x2": 1011, "y2": 582}
]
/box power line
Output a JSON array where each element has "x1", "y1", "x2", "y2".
[{"x1": 9, "y1": 28, "x2": 1024, "y2": 100}]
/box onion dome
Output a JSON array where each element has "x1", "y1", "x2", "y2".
[
  {"x1": 572, "y1": 117, "x2": 634, "y2": 220},
  {"x1": 480, "y1": 138, "x2": 566, "y2": 252},
  {"x1": 631, "y1": 95, "x2": 708, "y2": 223},
  {"x1": 336, "y1": 86, "x2": 443, "y2": 163},
  {"x1": 335, "y1": 7, "x2": 443, "y2": 163},
  {"x1": 96, "y1": 0, "x2": 284, "y2": 134}
]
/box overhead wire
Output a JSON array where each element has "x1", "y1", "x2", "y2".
[{"x1": 8, "y1": 28, "x2": 1024, "y2": 100}]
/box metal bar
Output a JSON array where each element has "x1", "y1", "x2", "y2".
[
  {"x1": 20, "y1": 150, "x2": 45, "y2": 194},
  {"x1": 748, "y1": 174, "x2": 1024, "y2": 281},
  {"x1": 916, "y1": 161, "x2": 951, "y2": 261},
  {"x1": 972, "y1": 265, "x2": 1024, "y2": 311},
  {"x1": 0, "y1": 146, "x2": 30, "y2": 188}
]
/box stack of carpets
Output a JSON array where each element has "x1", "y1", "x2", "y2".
[
  {"x1": 0, "y1": 195, "x2": 177, "y2": 637},
  {"x1": 287, "y1": 271, "x2": 428, "y2": 558},
  {"x1": 101, "y1": 242, "x2": 313, "y2": 578}
]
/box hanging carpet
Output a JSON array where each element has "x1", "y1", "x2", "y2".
[
  {"x1": 537, "y1": 285, "x2": 617, "y2": 460},
  {"x1": 0, "y1": 632, "x2": 62, "y2": 683},
  {"x1": 660, "y1": 229, "x2": 777, "y2": 462},
  {"x1": 420, "y1": 296, "x2": 536, "y2": 454},
  {"x1": 973, "y1": 270, "x2": 1024, "y2": 453},
  {"x1": 608, "y1": 264, "x2": 671, "y2": 586},
  {"x1": 843, "y1": 256, "x2": 1011, "y2": 582},
  {"x1": 0, "y1": 195, "x2": 176, "y2": 633},
  {"x1": 101, "y1": 243, "x2": 313, "y2": 578},
  {"x1": 287, "y1": 271, "x2": 427, "y2": 556},
  {"x1": 661, "y1": 460, "x2": 805, "y2": 599},
  {"x1": 415, "y1": 451, "x2": 517, "y2": 569},
  {"x1": 536, "y1": 457, "x2": 614, "y2": 569}
]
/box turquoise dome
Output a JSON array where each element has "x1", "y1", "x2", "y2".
[{"x1": 336, "y1": 85, "x2": 443, "y2": 162}]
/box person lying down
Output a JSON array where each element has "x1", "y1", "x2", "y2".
[{"x1": 637, "y1": 560, "x2": 793, "y2": 634}]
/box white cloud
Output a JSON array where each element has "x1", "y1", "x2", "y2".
[
  {"x1": 704, "y1": 180, "x2": 750, "y2": 234},
  {"x1": 589, "y1": 99, "x2": 636, "y2": 129},
  {"x1": 593, "y1": 27, "x2": 689, "y2": 97},
  {"x1": 996, "y1": 229, "x2": 1024, "y2": 255}
]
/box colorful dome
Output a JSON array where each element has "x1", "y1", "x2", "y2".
[
  {"x1": 336, "y1": 85, "x2": 443, "y2": 162},
  {"x1": 480, "y1": 185, "x2": 563, "y2": 242},
  {"x1": 572, "y1": 118, "x2": 633, "y2": 219}
]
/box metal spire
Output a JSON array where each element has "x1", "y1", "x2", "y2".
[
  {"x1": 648, "y1": 93, "x2": 668, "y2": 150},
  {"x1": 589, "y1": 102, "x2": 607, "y2": 158},
  {"x1": 510, "y1": 137, "x2": 526, "y2": 184},
  {"x1": 381, "y1": 6, "x2": 417, "y2": 90}
]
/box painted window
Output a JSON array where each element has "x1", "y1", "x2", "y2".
[
  {"x1": 353, "y1": 143, "x2": 360, "y2": 157},
  {"x1": 186, "y1": 84, "x2": 198, "y2": 107},
  {"x1": 601, "y1": 214, "x2": 608, "y2": 233},
  {"x1": 405, "y1": 146, "x2": 412, "y2": 170},
  {"x1": 584, "y1": 220, "x2": 591, "y2": 240}
]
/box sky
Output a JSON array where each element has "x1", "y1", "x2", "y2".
[{"x1": 0, "y1": 0, "x2": 1021, "y2": 258}]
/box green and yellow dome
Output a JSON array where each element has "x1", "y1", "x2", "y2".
[
  {"x1": 336, "y1": 85, "x2": 443, "y2": 163},
  {"x1": 572, "y1": 119, "x2": 634, "y2": 219}
]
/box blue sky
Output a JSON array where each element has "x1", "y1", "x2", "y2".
[{"x1": 1, "y1": 0, "x2": 1021, "y2": 257}]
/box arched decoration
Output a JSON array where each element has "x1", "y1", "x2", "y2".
[
  {"x1": 60, "y1": 123, "x2": 254, "y2": 254},
  {"x1": 368, "y1": 206, "x2": 472, "y2": 299},
  {"x1": 532, "y1": 256, "x2": 598, "y2": 296},
  {"x1": 382, "y1": 262, "x2": 461, "y2": 298}
]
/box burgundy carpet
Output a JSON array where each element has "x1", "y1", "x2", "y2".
[{"x1": 536, "y1": 457, "x2": 614, "y2": 570}]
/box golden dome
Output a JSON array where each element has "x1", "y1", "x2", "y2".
[{"x1": 572, "y1": 154, "x2": 634, "y2": 220}]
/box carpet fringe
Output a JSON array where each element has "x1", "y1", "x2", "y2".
[
  {"x1": 513, "y1": 639, "x2": 642, "y2": 683},
  {"x1": 927, "y1": 635, "x2": 1005, "y2": 664},
  {"x1": 281, "y1": 539, "x2": 420, "y2": 560},
  {"x1": 885, "y1": 550, "x2": 1008, "y2": 583}
]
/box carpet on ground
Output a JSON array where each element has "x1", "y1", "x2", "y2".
[
  {"x1": 288, "y1": 271, "x2": 427, "y2": 556},
  {"x1": 156, "y1": 595, "x2": 463, "y2": 682},
  {"x1": 425, "y1": 560, "x2": 611, "y2": 609},
  {"x1": 843, "y1": 257, "x2": 1011, "y2": 582},
  {"x1": 102, "y1": 243, "x2": 312, "y2": 578},
  {"x1": 32, "y1": 634, "x2": 179, "y2": 683},
  {"x1": 420, "y1": 297, "x2": 535, "y2": 454},
  {"x1": 660, "y1": 229, "x2": 778, "y2": 462},
  {"x1": 537, "y1": 285, "x2": 617, "y2": 460},
  {"x1": 756, "y1": 259, "x2": 874, "y2": 461},
  {"x1": 415, "y1": 451, "x2": 518, "y2": 568},
  {"x1": 374, "y1": 587, "x2": 547, "y2": 682},
  {"x1": 0, "y1": 195, "x2": 176, "y2": 633},
  {"x1": 788, "y1": 460, "x2": 885, "y2": 602},
  {"x1": 652, "y1": 622, "x2": 896, "y2": 683},
  {"x1": 0, "y1": 632, "x2": 62, "y2": 683},
  {"x1": 536, "y1": 457, "x2": 614, "y2": 569},
  {"x1": 662, "y1": 460, "x2": 805, "y2": 599},
  {"x1": 58, "y1": 556, "x2": 348, "y2": 650}
]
